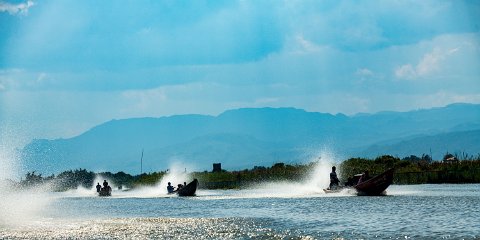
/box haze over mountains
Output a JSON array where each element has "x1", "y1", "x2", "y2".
[{"x1": 22, "y1": 103, "x2": 480, "y2": 174}]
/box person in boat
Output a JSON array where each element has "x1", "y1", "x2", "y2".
[
  {"x1": 100, "y1": 180, "x2": 112, "y2": 193},
  {"x1": 184, "y1": 182, "x2": 187, "y2": 187},
  {"x1": 329, "y1": 166, "x2": 340, "y2": 189},
  {"x1": 96, "y1": 182, "x2": 101, "y2": 192},
  {"x1": 358, "y1": 170, "x2": 370, "y2": 184},
  {"x1": 167, "y1": 182, "x2": 175, "y2": 193},
  {"x1": 102, "y1": 184, "x2": 111, "y2": 194},
  {"x1": 177, "y1": 184, "x2": 183, "y2": 190}
]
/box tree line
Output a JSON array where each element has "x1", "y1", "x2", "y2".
[
  {"x1": 13, "y1": 152, "x2": 480, "y2": 191},
  {"x1": 340, "y1": 153, "x2": 480, "y2": 184}
]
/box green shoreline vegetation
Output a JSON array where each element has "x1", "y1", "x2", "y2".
[{"x1": 11, "y1": 153, "x2": 480, "y2": 191}]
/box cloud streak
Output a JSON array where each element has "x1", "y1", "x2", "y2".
[
  {"x1": 395, "y1": 45, "x2": 464, "y2": 80},
  {"x1": 0, "y1": 0, "x2": 34, "y2": 15}
]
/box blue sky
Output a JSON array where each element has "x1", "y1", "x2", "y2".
[{"x1": 0, "y1": 0, "x2": 479, "y2": 145}]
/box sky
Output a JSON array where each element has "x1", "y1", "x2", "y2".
[{"x1": 0, "y1": 0, "x2": 479, "y2": 146}]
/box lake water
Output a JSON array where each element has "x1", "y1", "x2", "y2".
[{"x1": 1, "y1": 184, "x2": 479, "y2": 239}]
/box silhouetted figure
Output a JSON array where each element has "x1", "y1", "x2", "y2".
[
  {"x1": 184, "y1": 182, "x2": 187, "y2": 187},
  {"x1": 167, "y1": 182, "x2": 175, "y2": 193},
  {"x1": 177, "y1": 184, "x2": 183, "y2": 190},
  {"x1": 96, "y1": 183, "x2": 101, "y2": 192},
  {"x1": 358, "y1": 170, "x2": 370, "y2": 184},
  {"x1": 98, "y1": 180, "x2": 112, "y2": 196},
  {"x1": 329, "y1": 166, "x2": 340, "y2": 189}
]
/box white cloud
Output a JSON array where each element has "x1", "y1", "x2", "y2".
[
  {"x1": 0, "y1": 68, "x2": 47, "y2": 90},
  {"x1": 355, "y1": 68, "x2": 377, "y2": 84},
  {"x1": 291, "y1": 35, "x2": 323, "y2": 54},
  {"x1": 36, "y1": 72, "x2": 47, "y2": 83},
  {"x1": 0, "y1": 0, "x2": 34, "y2": 15},
  {"x1": 356, "y1": 68, "x2": 374, "y2": 77},
  {"x1": 395, "y1": 64, "x2": 417, "y2": 80},
  {"x1": 416, "y1": 48, "x2": 443, "y2": 76},
  {"x1": 395, "y1": 46, "x2": 461, "y2": 80}
]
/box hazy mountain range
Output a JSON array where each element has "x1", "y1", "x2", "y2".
[{"x1": 21, "y1": 103, "x2": 480, "y2": 174}]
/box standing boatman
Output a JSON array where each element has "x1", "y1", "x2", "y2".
[{"x1": 329, "y1": 166, "x2": 340, "y2": 190}]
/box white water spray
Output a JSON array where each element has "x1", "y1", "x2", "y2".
[
  {"x1": 210, "y1": 150, "x2": 345, "y2": 199},
  {"x1": 89, "y1": 161, "x2": 195, "y2": 198},
  {"x1": 304, "y1": 150, "x2": 340, "y2": 191},
  {"x1": 59, "y1": 175, "x2": 120, "y2": 198},
  {"x1": 158, "y1": 162, "x2": 193, "y2": 190},
  {"x1": 129, "y1": 161, "x2": 194, "y2": 198},
  {"x1": 0, "y1": 145, "x2": 52, "y2": 226}
]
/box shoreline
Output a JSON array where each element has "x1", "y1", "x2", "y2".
[{"x1": 8, "y1": 154, "x2": 480, "y2": 191}]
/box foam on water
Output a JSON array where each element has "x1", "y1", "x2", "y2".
[
  {"x1": 114, "y1": 162, "x2": 195, "y2": 198},
  {"x1": 93, "y1": 175, "x2": 118, "y2": 190},
  {"x1": 157, "y1": 162, "x2": 193, "y2": 191},
  {"x1": 0, "y1": 148, "x2": 349, "y2": 228},
  {"x1": 0, "y1": 128, "x2": 68, "y2": 227},
  {"x1": 304, "y1": 151, "x2": 338, "y2": 191},
  {"x1": 198, "y1": 150, "x2": 354, "y2": 199},
  {"x1": 383, "y1": 185, "x2": 422, "y2": 196},
  {"x1": 3, "y1": 184, "x2": 478, "y2": 239},
  {"x1": 0, "y1": 186, "x2": 52, "y2": 226},
  {"x1": 250, "y1": 151, "x2": 346, "y2": 197},
  {"x1": 56, "y1": 151, "x2": 353, "y2": 200},
  {"x1": 57, "y1": 162, "x2": 196, "y2": 199},
  {"x1": 0, "y1": 147, "x2": 53, "y2": 226}
]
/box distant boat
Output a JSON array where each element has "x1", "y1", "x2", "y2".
[
  {"x1": 177, "y1": 179, "x2": 199, "y2": 197},
  {"x1": 323, "y1": 168, "x2": 394, "y2": 196},
  {"x1": 98, "y1": 186, "x2": 112, "y2": 197}
]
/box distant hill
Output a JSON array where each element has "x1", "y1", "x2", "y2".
[
  {"x1": 355, "y1": 129, "x2": 480, "y2": 159},
  {"x1": 21, "y1": 103, "x2": 480, "y2": 174}
]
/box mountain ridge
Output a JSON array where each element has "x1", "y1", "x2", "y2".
[{"x1": 21, "y1": 103, "x2": 480, "y2": 174}]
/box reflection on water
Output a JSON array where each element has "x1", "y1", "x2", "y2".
[
  {"x1": 0, "y1": 218, "x2": 307, "y2": 240},
  {"x1": 1, "y1": 184, "x2": 479, "y2": 239}
]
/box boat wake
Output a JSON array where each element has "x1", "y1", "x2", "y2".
[
  {"x1": 58, "y1": 151, "x2": 357, "y2": 199},
  {"x1": 58, "y1": 163, "x2": 194, "y2": 199},
  {"x1": 198, "y1": 152, "x2": 355, "y2": 200},
  {"x1": 9, "y1": 151, "x2": 355, "y2": 203}
]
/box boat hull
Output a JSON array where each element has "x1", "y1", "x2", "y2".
[
  {"x1": 354, "y1": 168, "x2": 394, "y2": 196},
  {"x1": 98, "y1": 189, "x2": 111, "y2": 197},
  {"x1": 323, "y1": 188, "x2": 344, "y2": 193},
  {"x1": 177, "y1": 179, "x2": 198, "y2": 197}
]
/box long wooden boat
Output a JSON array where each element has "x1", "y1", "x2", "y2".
[
  {"x1": 322, "y1": 188, "x2": 344, "y2": 193},
  {"x1": 354, "y1": 168, "x2": 394, "y2": 196},
  {"x1": 98, "y1": 187, "x2": 112, "y2": 197},
  {"x1": 177, "y1": 179, "x2": 198, "y2": 197}
]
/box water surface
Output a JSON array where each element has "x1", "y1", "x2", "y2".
[{"x1": 1, "y1": 184, "x2": 479, "y2": 239}]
